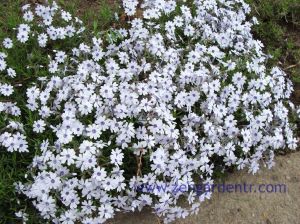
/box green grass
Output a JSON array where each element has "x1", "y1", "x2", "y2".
[
  {"x1": 245, "y1": 0, "x2": 300, "y2": 85},
  {"x1": 57, "y1": 0, "x2": 120, "y2": 31}
]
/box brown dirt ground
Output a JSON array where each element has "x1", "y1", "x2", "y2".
[{"x1": 110, "y1": 151, "x2": 300, "y2": 224}]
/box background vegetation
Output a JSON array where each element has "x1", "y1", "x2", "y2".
[{"x1": 246, "y1": 0, "x2": 300, "y2": 88}]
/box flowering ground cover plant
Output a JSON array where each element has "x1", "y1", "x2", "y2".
[{"x1": 0, "y1": 0, "x2": 299, "y2": 223}]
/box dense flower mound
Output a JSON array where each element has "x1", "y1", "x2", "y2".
[{"x1": 0, "y1": 0, "x2": 299, "y2": 223}]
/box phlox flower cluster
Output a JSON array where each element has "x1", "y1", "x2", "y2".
[
  {"x1": 122, "y1": 0, "x2": 139, "y2": 16},
  {"x1": 0, "y1": 0, "x2": 299, "y2": 223}
]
